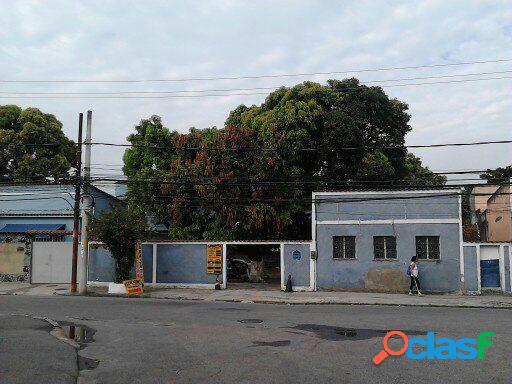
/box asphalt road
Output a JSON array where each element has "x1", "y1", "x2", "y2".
[{"x1": 0, "y1": 295, "x2": 510, "y2": 384}]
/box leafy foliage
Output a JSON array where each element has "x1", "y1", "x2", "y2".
[
  {"x1": 123, "y1": 79, "x2": 444, "y2": 240},
  {"x1": 89, "y1": 206, "x2": 148, "y2": 283},
  {"x1": 480, "y1": 165, "x2": 512, "y2": 183},
  {"x1": 0, "y1": 105, "x2": 75, "y2": 182}
]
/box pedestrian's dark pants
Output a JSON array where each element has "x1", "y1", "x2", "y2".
[{"x1": 410, "y1": 276, "x2": 420, "y2": 291}]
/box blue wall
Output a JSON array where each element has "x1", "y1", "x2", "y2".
[
  {"x1": 315, "y1": 191, "x2": 462, "y2": 292},
  {"x1": 282, "y1": 243, "x2": 310, "y2": 287},
  {"x1": 88, "y1": 243, "x2": 222, "y2": 285},
  {"x1": 156, "y1": 244, "x2": 220, "y2": 284},
  {"x1": 463, "y1": 246, "x2": 479, "y2": 292},
  {"x1": 0, "y1": 185, "x2": 124, "y2": 242},
  {"x1": 316, "y1": 223, "x2": 461, "y2": 292},
  {"x1": 504, "y1": 246, "x2": 510, "y2": 292}
]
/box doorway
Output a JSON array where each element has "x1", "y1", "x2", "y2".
[{"x1": 226, "y1": 244, "x2": 281, "y2": 290}]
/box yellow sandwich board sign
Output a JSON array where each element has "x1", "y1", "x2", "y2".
[
  {"x1": 206, "y1": 244, "x2": 223, "y2": 275},
  {"x1": 123, "y1": 278, "x2": 144, "y2": 295}
]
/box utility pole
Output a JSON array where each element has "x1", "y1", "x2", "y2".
[
  {"x1": 78, "y1": 110, "x2": 92, "y2": 294},
  {"x1": 71, "y1": 113, "x2": 83, "y2": 293}
]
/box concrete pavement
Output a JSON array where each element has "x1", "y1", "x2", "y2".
[
  {"x1": 0, "y1": 314, "x2": 77, "y2": 384},
  {"x1": 0, "y1": 295, "x2": 510, "y2": 384},
  {"x1": 1, "y1": 282, "x2": 511, "y2": 308}
]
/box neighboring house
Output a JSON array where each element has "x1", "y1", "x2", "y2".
[
  {"x1": 484, "y1": 183, "x2": 512, "y2": 242},
  {"x1": 0, "y1": 184, "x2": 124, "y2": 282},
  {"x1": 312, "y1": 189, "x2": 463, "y2": 292},
  {"x1": 470, "y1": 182, "x2": 512, "y2": 242}
]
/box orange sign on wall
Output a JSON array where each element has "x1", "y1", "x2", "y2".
[{"x1": 206, "y1": 244, "x2": 223, "y2": 275}]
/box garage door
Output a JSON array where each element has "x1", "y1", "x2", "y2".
[{"x1": 32, "y1": 242, "x2": 73, "y2": 283}]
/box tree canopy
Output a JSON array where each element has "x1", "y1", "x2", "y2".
[
  {"x1": 123, "y1": 79, "x2": 445, "y2": 240},
  {"x1": 0, "y1": 105, "x2": 75, "y2": 182},
  {"x1": 480, "y1": 165, "x2": 512, "y2": 183}
]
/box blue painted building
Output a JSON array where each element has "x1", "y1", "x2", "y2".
[
  {"x1": 312, "y1": 189, "x2": 464, "y2": 292},
  {"x1": 0, "y1": 184, "x2": 124, "y2": 282},
  {"x1": 0, "y1": 184, "x2": 123, "y2": 241}
]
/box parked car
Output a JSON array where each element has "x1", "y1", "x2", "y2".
[{"x1": 227, "y1": 258, "x2": 249, "y2": 280}]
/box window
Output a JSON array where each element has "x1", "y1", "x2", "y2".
[
  {"x1": 373, "y1": 236, "x2": 397, "y2": 259},
  {"x1": 34, "y1": 234, "x2": 65, "y2": 242},
  {"x1": 416, "y1": 236, "x2": 440, "y2": 259},
  {"x1": 333, "y1": 236, "x2": 356, "y2": 259}
]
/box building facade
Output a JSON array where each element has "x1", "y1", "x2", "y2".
[
  {"x1": 312, "y1": 189, "x2": 463, "y2": 292},
  {"x1": 0, "y1": 184, "x2": 123, "y2": 282}
]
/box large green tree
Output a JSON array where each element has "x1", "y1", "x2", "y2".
[
  {"x1": 123, "y1": 79, "x2": 444, "y2": 240},
  {"x1": 0, "y1": 105, "x2": 75, "y2": 182},
  {"x1": 480, "y1": 165, "x2": 512, "y2": 183}
]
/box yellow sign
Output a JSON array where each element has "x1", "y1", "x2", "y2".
[
  {"x1": 206, "y1": 244, "x2": 223, "y2": 275},
  {"x1": 123, "y1": 278, "x2": 144, "y2": 295}
]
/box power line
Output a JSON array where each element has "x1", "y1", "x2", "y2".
[
  {"x1": 83, "y1": 139, "x2": 512, "y2": 152},
  {"x1": 1, "y1": 58, "x2": 510, "y2": 83},
  {"x1": 2, "y1": 70, "x2": 511, "y2": 95},
  {"x1": 2, "y1": 76, "x2": 512, "y2": 99}
]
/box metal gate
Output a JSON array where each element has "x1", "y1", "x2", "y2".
[
  {"x1": 480, "y1": 260, "x2": 500, "y2": 288},
  {"x1": 32, "y1": 242, "x2": 73, "y2": 283}
]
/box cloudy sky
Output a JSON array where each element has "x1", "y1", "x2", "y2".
[{"x1": 1, "y1": 0, "x2": 511, "y2": 181}]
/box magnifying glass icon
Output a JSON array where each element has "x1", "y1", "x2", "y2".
[{"x1": 373, "y1": 331, "x2": 409, "y2": 365}]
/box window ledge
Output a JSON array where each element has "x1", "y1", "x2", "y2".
[
  {"x1": 417, "y1": 258, "x2": 441, "y2": 262},
  {"x1": 332, "y1": 258, "x2": 357, "y2": 261},
  {"x1": 372, "y1": 258, "x2": 399, "y2": 261}
]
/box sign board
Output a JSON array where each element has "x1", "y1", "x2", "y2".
[
  {"x1": 123, "y1": 278, "x2": 144, "y2": 295},
  {"x1": 135, "y1": 241, "x2": 144, "y2": 280},
  {"x1": 206, "y1": 244, "x2": 223, "y2": 274},
  {"x1": 292, "y1": 250, "x2": 301, "y2": 260}
]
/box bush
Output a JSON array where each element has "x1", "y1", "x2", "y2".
[{"x1": 89, "y1": 206, "x2": 148, "y2": 283}]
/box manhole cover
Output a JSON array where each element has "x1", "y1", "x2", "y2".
[{"x1": 238, "y1": 319, "x2": 263, "y2": 324}]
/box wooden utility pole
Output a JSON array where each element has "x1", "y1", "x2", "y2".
[
  {"x1": 78, "y1": 110, "x2": 92, "y2": 294},
  {"x1": 71, "y1": 113, "x2": 83, "y2": 293}
]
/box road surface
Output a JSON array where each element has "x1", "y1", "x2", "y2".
[{"x1": 0, "y1": 295, "x2": 510, "y2": 383}]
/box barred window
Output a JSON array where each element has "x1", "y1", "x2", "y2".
[
  {"x1": 373, "y1": 236, "x2": 397, "y2": 259},
  {"x1": 416, "y1": 236, "x2": 440, "y2": 259},
  {"x1": 333, "y1": 236, "x2": 356, "y2": 259},
  {"x1": 34, "y1": 234, "x2": 65, "y2": 242}
]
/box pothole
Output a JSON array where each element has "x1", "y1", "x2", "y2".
[
  {"x1": 238, "y1": 319, "x2": 263, "y2": 324},
  {"x1": 251, "y1": 340, "x2": 291, "y2": 347},
  {"x1": 58, "y1": 321, "x2": 96, "y2": 346},
  {"x1": 288, "y1": 324, "x2": 423, "y2": 341}
]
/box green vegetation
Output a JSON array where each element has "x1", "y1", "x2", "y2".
[{"x1": 123, "y1": 79, "x2": 445, "y2": 240}]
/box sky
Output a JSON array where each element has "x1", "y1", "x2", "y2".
[{"x1": 0, "y1": 0, "x2": 511, "y2": 183}]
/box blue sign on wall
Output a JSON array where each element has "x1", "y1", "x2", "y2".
[{"x1": 292, "y1": 250, "x2": 301, "y2": 261}]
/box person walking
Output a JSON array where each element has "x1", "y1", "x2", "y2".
[{"x1": 408, "y1": 256, "x2": 423, "y2": 296}]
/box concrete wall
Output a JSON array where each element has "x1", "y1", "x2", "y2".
[
  {"x1": 0, "y1": 242, "x2": 26, "y2": 280},
  {"x1": 315, "y1": 192, "x2": 460, "y2": 222},
  {"x1": 504, "y1": 246, "x2": 510, "y2": 292},
  {"x1": 31, "y1": 242, "x2": 73, "y2": 283},
  {"x1": 156, "y1": 244, "x2": 220, "y2": 285},
  {"x1": 463, "y1": 246, "x2": 479, "y2": 292},
  {"x1": 282, "y1": 243, "x2": 311, "y2": 289},
  {"x1": 314, "y1": 191, "x2": 462, "y2": 292},
  {"x1": 88, "y1": 242, "x2": 221, "y2": 286},
  {"x1": 316, "y1": 222, "x2": 461, "y2": 292}
]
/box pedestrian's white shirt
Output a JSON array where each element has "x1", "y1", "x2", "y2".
[{"x1": 410, "y1": 262, "x2": 418, "y2": 277}]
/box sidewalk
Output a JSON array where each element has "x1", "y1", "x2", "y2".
[
  {"x1": 148, "y1": 287, "x2": 512, "y2": 308},
  {"x1": 1, "y1": 282, "x2": 511, "y2": 308}
]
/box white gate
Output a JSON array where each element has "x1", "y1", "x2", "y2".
[{"x1": 32, "y1": 242, "x2": 73, "y2": 283}]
